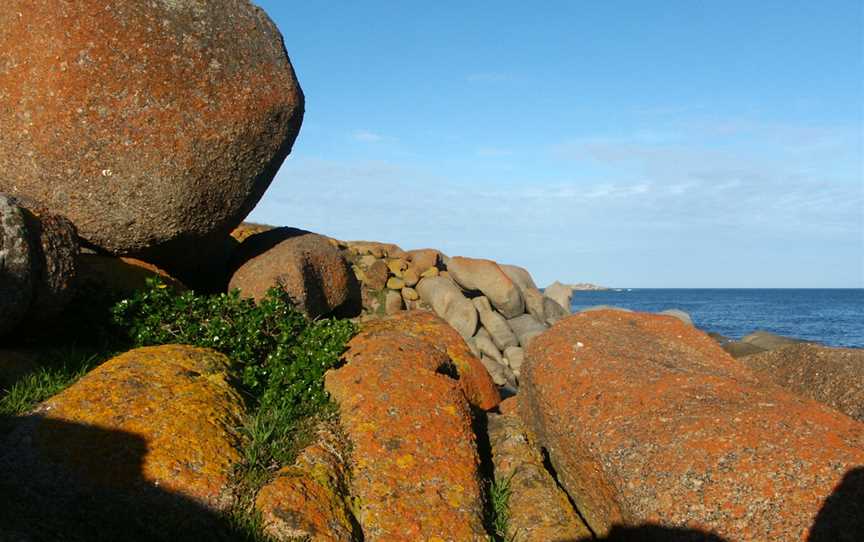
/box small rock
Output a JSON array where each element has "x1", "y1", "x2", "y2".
[
  {"x1": 387, "y1": 258, "x2": 408, "y2": 277},
  {"x1": 473, "y1": 296, "x2": 519, "y2": 350},
  {"x1": 474, "y1": 331, "x2": 504, "y2": 365},
  {"x1": 401, "y1": 266, "x2": 420, "y2": 287},
  {"x1": 420, "y1": 266, "x2": 439, "y2": 278},
  {"x1": 364, "y1": 259, "x2": 390, "y2": 290},
  {"x1": 406, "y1": 248, "x2": 444, "y2": 271},
  {"x1": 503, "y1": 346, "x2": 524, "y2": 373},
  {"x1": 383, "y1": 289, "x2": 403, "y2": 315}
]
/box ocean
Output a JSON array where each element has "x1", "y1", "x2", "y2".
[{"x1": 569, "y1": 289, "x2": 864, "y2": 348}]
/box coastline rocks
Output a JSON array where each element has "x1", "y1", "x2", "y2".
[
  {"x1": 507, "y1": 314, "x2": 547, "y2": 348},
  {"x1": 741, "y1": 330, "x2": 808, "y2": 351},
  {"x1": 0, "y1": 0, "x2": 304, "y2": 271},
  {"x1": 543, "y1": 281, "x2": 573, "y2": 312},
  {"x1": 0, "y1": 345, "x2": 245, "y2": 533},
  {"x1": 519, "y1": 310, "x2": 864, "y2": 539},
  {"x1": 447, "y1": 256, "x2": 525, "y2": 318},
  {"x1": 0, "y1": 196, "x2": 79, "y2": 335},
  {"x1": 741, "y1": 344, "x2": 864, "y2": 422},
  {"x1": 473, "y1": 296, "x2": 519, "y2": 350},
  {"x1": 255, "y1": 423, "x2": 357, "y2": 541},
  {"x1": 416, "y1": 276, "x2": 478, "y2": 340},
  {"x1": 324, "y1": 314, "x2": 488, "y2": 540},
  {"x1": 406, "y1": 248, "x2": 444, "y2": 271},
  {"x1": 229, "y1": 228, "x2": 357, "y2": 318},
  {"x1": 488, "y1": 412, "x2": 592, "y2": 541}
]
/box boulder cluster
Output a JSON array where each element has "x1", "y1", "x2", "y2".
[{"x1": 1, "y1": 2, "x2": 863, "y2": 542}]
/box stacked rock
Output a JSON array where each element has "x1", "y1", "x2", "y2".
[
  {"x1": 343, "y1": 241, "x2": 445, "y2": 317},
  {"x1": 0, "y1": 195, "x2": 79, "y2": 335},
  {"x1": 417, "y1": 256, "x2": 570, "y2": 388}
]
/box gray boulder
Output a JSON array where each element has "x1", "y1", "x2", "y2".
[
  {"x1": 0, "y1": 195, "x2": 34, "y2": 334},
  {"x1": 503, "y1": 346, "x2": 525, "y2": 375},
  {"x1": 543, "y1": 296, "x2": 570, "y2": 325},
  {"x1": 447, "y1": 256, "x2": 524, "y2": 318},
  {"x1": 543, "y1": 281, "x2": 573, "y2": 312},
  {"x1": 500, "y1": 264, "x2": 538, "y2": 292},
  {"x1": 416, "y1": 276, "x2": 478, "y2": 340},
  {"x1": 507, "y1": 314, "x2": 548, "y2": 348},
  {"x1": 480, "y1": 354, "x2": 508, "y2": 386},
  {"x1": 474, "y1": 330, "x2": 504, "y2": 365},
  {"x1": 472, "y1": 296, "x2": 518, "y2": 350},
  {"x1": 741, "y1": 330, "x2": 809, "y2": 351}
]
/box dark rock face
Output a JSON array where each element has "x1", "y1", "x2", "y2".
[
  {"x1": 0, "y1": 195, "x2": 33, "y2": 333},
  {"x1": 741, "y1": 343, "x2": 864, "y2": 422},
  {"x1": 229, "y1": 228, "x2": 357, "y2": 319},
  {"x1": 0, "y1": 196, "x2": 78, "y2": 335},
  {"x1": 0, "y1": 1, "x2": 304, "y2": 268},
  {"x1": 519, "y1": 310, "x2": 864, "y2": 540}
]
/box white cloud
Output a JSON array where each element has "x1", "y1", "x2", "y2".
[{"x1": 351, "y1": 130, "x2": 385, "y2": 143}]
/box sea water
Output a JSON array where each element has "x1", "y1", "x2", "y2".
[{"x1": 569, "y1": 289, "x2": 864, "y2": 348}]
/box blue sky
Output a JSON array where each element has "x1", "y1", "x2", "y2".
[{"x1": 250, "y1": 1, "x2": 863, "y2": 288}]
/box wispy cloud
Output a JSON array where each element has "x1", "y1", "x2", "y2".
[{"x1": 351, "y1": 130, "x2": 385, "y2": 143}]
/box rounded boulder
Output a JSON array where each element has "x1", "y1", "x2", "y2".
[{"x1": 0, "y1": 1, "x2": 304, "y2": 263}]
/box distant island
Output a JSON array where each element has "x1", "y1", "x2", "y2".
[{"x1": 567, "y1": 282, "x2": 609, "y2": 291}]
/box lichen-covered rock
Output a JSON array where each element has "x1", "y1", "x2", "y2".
[
  {"x1": 0, "y1": 1, "x2": 304, "y2": 272},
  {"x1": 0, "y1": 195, "x2": 33, "y2": 334},
  {"x1": 229, "y1": 227, "x2": 357, "y2": 318},
  {"x1": 406, "y1": 248, "x2": 444, "y2": 271},
  {"x1": 356, "y1": 311, "x2": 500, "y2": 411},
  {"x1": 325, "y1": 315, "x2": 487, "y2": 541},
  {"x1": 519, "y1": 310, "x2": 864, "y2": 540},
  {"x1": 488, "y1": 412, "x2": 591, "y2": 541},
  {"x1": 659, "y1": 308, "x2": 694, "y2": 326},
  {"x1": 448, "y1": 256, "x2": 525, "y2": 318},
  {"x1": 416, "y1": 275, "x2": 478, "y2": 339},
  {"x1": 230, "y1": 222, "x2": 276, "y2": 243},
  {"x1": 77, "y1": 254, "x2": 187, "y2": 294},
  {"x1": 255, "y1": 423, "x2": 358, "y2": 542},
  {"x1": 345, "y1": 241, "x2": 406, "y2": 259},
  {"x1": 741, "y1": 343, "x2": 864, "y2": 422},
  {"x1": 0, "y1": 345, "x2": 244, "y2": 536}
]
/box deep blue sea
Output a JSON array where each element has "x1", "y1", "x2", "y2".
[{"x1": 569, "y1": 289, "x2": 864, "y2": 348}]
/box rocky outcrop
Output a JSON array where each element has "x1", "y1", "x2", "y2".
[
  {"x1": 0, "y1": 195, "x2": 79, "y2": 335},
  {"x1": 416, "y1": 276, "x2": 478, "y2": 339},
  {"x1": 488, "y1": 412, "x2": 592, "y2": 541},
  {"x1": 519, "y1": 310, "x2": 864, "y2": 540},
  {"x1": 0, "y1": 0, "x2": 303, "y2": 280},
  {"x1": 229, "y1": 227, "x2": 358, "y2": 318},
  {"x1": 659, "y1": 308, "x2": 694, "y2": 326},
  {"x1": 255, "y1": 422, "x2": 358, "y2": 541},
  {"x1": 0, "y1": 345, "x2": 245, "y2": 536},
  {"x1": 324, "y1": 312, "x2": 488, "y2": 541},
  {"x1": 740, "y1": 330, "x2": 808, "y2": 351},
  {"x1": 741, "y1": 343, "x2": 864, "y2": 422},
  {"x1": 448, "y1": 256, "x2": 525, "y2": 318},
  {"x1": 543, "y1": 281, "x2": 573, "y2": 312}
]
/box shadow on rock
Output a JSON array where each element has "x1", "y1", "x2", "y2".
[
  {"x1": 0, "y1": 415, "x2": 249, "y2": 542},
  {"x1": 808, "y1": 466, "x2": 864, "y2": 542}
]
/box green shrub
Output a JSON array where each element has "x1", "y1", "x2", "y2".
[{"x1": 111, "y1": 279, "x2": 356, "y2": 418}]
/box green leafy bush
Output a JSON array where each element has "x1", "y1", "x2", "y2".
[{"x1": 112, "y1": 278, "x2": 356, "y2": 419}]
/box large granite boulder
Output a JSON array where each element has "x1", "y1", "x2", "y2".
[
  {"x1": 0, "y1": 345, "x2": 245, "y2": 538},
  {"x1": 0, "y1": 1, "x2": 304, "y2": 272},
  {"x1": 325, "y1": 314, "x2": 488, "y2": 541},
  {"x1": 447, "y1": 256, "x2": 525, "y2": 318},
  {"x1": 741, "y1": 343, "x2": 864, "y2": 422},
  {"x1": 416, "y1": 276, "x2": 478, "y2": 340},
  {"x1": 519, "y1": 310, "x2": 864, "y2": 540},
  {"x1": 229, "y1": 228, "x2": 358, "y2": 319}
]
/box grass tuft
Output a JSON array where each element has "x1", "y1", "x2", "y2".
[{"x1": 488, "y1": 474, "x2": 514, "y2": 541}]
